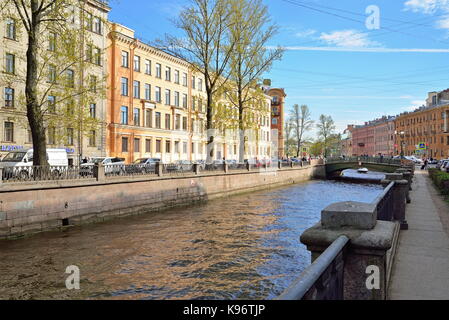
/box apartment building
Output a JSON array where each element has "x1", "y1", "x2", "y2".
[
  {"x1": 0, "y1": 0, "x2": 110, "y2": 165},
  {"x1": 262, "y1": 80, "x2": 286, "y2": 158},
  {"x1": 395, "y1": 89, "x2": 449, "y2": 158},
  {"x1": 107, "y1": 23, "x2": 272, "y2": 164}
]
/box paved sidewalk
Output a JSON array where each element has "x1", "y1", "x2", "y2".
[{"x1": 388, "y1": 170, "x2": 449, "y2": 300}]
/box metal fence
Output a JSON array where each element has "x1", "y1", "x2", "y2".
[
  {"x1": 326, "y1": 156, "x2": 402, "y2": 165},
  {"x1": 0, "y1": 160, "x2": 318, "y2": 184},
  {"x1": 374, "y1": 181, "x2": 395, "y2": 221},
  {"x1": 277, "y1": 235, "x2": 349, "y2": 300}
]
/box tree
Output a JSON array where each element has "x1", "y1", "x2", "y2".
[
  {"x1": 1, "y1": 0, "x2": 106, "y2": 165},
  {"x1": 316, "y1": 114, "x2": 336, "y2": 158},
  {"x1": 309, "y1": 140, "x2": 324, "y2": 157},
  {"x1": 284, "y1": 118, "x2": 294, "y2": 157},
  {"x1": 291, "y1": 104, "x2": 314, "y2": 158},
  {"x1": 157, "y1": 0, "x2": 235, "y2": 163},
  {"x1": 224, "y1": 0, "x2": 283, "y2": 163}
]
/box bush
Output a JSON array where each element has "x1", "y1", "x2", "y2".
[{"x1": 428, "y1": 168, "x2": 449, "y2": 195}]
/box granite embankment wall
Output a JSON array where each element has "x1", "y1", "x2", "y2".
[{"x1": 0, "y1": 164, "x2": 325, "y2": 239}]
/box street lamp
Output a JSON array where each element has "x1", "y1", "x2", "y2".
[{"x1": 399, "y1": 131, "x2": 405, "y2": 158}]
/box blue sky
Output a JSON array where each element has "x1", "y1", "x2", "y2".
[{"x1": 109, "y1": 0, "x2": 449, "y2": 137}]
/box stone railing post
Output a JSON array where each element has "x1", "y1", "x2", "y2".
[
  {"x1": 246, "y1": 162, "x2": 251, "y2": 171},
  {"x1": 93, "y1": 163, "x2": 105, "y2": 181},
  {"x1": 278, "y1": 161, "x2": 281, "y2": 169},
  {"x1": 300, "y1": 201, "x2": 396, "y2": 300},
  {"x1": 224, "y1": 163, "x2": 228, "y2": 173},
  {"x1": 0, "y1": 167, "x2": 3, "y2": 184},
  {"x1": 155, "y1": 162, "x2": 163, "y2": 177},
  {"x1": 381, "y1": 173, "x2": 408, "y2": 230},
  {"x1": 290, "y1": 161, "x2": 294, "y2": 168}
]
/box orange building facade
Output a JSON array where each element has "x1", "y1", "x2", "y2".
[
  {"x1": 395, "y1": 90, "x2": 449, "y2": 159},
  {"x1": 107, "y1": 23, "x2": 208, "y2": 163}
]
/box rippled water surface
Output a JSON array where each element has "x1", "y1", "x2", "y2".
[{"x1": 0, "y1": 180, "x2": 382, "y2": 300}]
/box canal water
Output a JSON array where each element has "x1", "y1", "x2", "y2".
[{"x1": 0, "y1": 180, "x2": 383, "y2": 300}]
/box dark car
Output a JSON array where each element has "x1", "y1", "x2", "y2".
[{"x1": 125, "y1": 158, "x2": 161, "y2": 174}]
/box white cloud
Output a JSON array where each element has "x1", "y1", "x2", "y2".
[
  {"x1": 404, "y1": 0, "x2": 449, "y2": 13},
  {"x1": 319, "y1": 30, "x2": 380, "y2": 48},
  {"x1": 295, "y1": 29, "x2": 317, "y2": 38},
  {"x1": 437, "y1": 15, "x2": 449, "y2": 29}
]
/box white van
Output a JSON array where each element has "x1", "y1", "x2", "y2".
[{"x1": 0, "y1": 149, "x2": 68, "y2": 180}]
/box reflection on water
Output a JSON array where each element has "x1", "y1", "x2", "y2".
[{"x1": 0, "y1": 180, "x2": 382, "y2": 300}]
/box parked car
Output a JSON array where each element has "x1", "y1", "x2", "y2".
[
  {"x1": 80, "y1": 157, "x2": 125, "y2": 176},
  {"x1": 437, "y1": 159, "x2": 449, "y2": 169},
  {"x1": 125, "y1": 158, "x2": 161, "y2": 174},
  {"x1": 1, "y1": 149, "x2": 68, "y2": 180},
  {"x1": 441, "y1": 160, "x2": 449, "y2": 172},
  {"x1": 405, "y1": 156, "x2": 423, "y2": 164}
]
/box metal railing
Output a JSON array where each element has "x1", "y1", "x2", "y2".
[
  {"x1": 374, "y1": 181, "x2": 395, "y2": 221},
  {"x1": 1, "y1": 165, "x2": 91, "y2": 182},
  {"x1": 277, "y1": 235, "x2": 349, "y2": 300},
  {"x1": 0, "y1": 160, "x2": 319, "y2": 184},
  {"x1": 326, "y1": 156, "x2": 402, "y2": 165}
]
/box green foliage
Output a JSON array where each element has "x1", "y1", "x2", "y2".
[{"x1": 429, "y1": 168, "x2": 449, "y2": 195}]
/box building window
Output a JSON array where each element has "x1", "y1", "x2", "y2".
[
  {"x1": 174, "y1": 70, "x2": 180, "y2": 84},
  {"x1": 165, "y1": 66, "x2": 171, "y2": 81},
  {"x1": 174, "y1": 141, "x2": 180, "y2": 153},
  {"x1": 86, "y1": 44, "x2": 93, "y2": 62},
  {"x1": 156, "y1": 139, "x2": 161, "y2": 153},
  {"x1": 121, "y1": 51, "x2": 129, "y2": 68},
  {"x1": 122, "y1": 137, "x2": 128, "y2": 152},
  {"x1": 145, "y1": 109, "x2": 152, "y2": 128},
  {"x1": 6, "y1": 18, "x2": 16, "y2": 40},
  {"x1": 192, "y1": 76, "x2": 196, "y2": 89},
  {"x1": 175, "y1": 114, "x2": 181, "y2": 130},
  {"x1": 120, "y1": 106, "x2": 128, "y2": 125},
  {"x1": 272, "y1": 118, "x2": 278, "y2": 125},
  {"x1": 134, "y1": 55, "x2": 140, "y2": 72},
  {"x1": 47, "y1": 127, "x2": 56, "y2": 145},
  {"x1": 48, "y1": 65, "x2": 57, "y2": 83},
  {"x1": 6, "y1": 53, "x2": 15, "y2": 74},
  {"x1": 48, "y1": 32, "x2": 56, "y2": 51},
  {"x1": 182, "y1": 117, "x2": 187, "y2": 131},
  {"x1": 89, "y1": 103, "x2": 96, "y2": 118},
  {"x1": 94, "y1": 47, "x2": 101, "y2": 65},
  {"x1": 156, "y1": 63, "x2": 161, "y2": 78},
  {"x1": 145, "y1": 139, "x2": 152, "y2": 153},
  {"x1": 134, "y1": 108, "x2": 140, "y2": 126},
  {"x1": 67, "y1": 128, "x2": 74, "y2": 145},
  {"x1": 182, "y1": 73, "x2": 187, "y2": 86},
  {"x1": 66, "y1": 69, "x2": 74, "y2": 87},
  {"x1": 155, "y1": 112, "x2": 161, "y2": 128},
  {"x1": 90, "y1": 75, "x2": 97, "y2": 92},
  {"x1": 183, "y1": 141, "x2": 187, "y2": 154},
  {"x1": 165, "y1": 89, "x2": 171, "y2": 105},
  {"x1": 4, "y1": 87, "x2": 14, "y2": 108},
  {"x1": 174, "y1": 91, "x2": 180, "y2": 107},
  {"x1": 166, "y1": 140, "x2": 171, "y2": 153},
  {"x1": 48, "y1": 96, "x2": 56, "y2": 113},
  {"x1": 165, "y1": 114, "x2": 171, "y2": 130},
  {"x1": 155, "y1": 86, "x2": 161, "y2": 102},
  {"x1": 134, "y1": 138, "x2": 140, "y2": 152},
  {"x1": 192, "y1": 97, "x2": 196, "y2": 111},
  {"x1": 93, "y1": 16, "x2": 102, "y2": 34},
  {"x1": 89, "y1": 130, "x2": 96, "y2": 147},
  {"x1": 182, "y1": 94, "x2": 187, "y2": 108},
  {"x1": 145, "y1": 59, "x2": 151, "y2": 75},
  {"x1": 145, "y1": 84, "x2": 151, "y2": 100},
  {"x1": 121, "y1": 77, "x2": 128, "y2": 96},
  {"x1": 133, "y1": 80, "x2": 140, "y2": 99},
  {"x1": 198, "y1": 78, "x2": 203, "y2": 91},
  {"x1": 4, "y1": 122, "x2": 14, "y2": 142}
]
